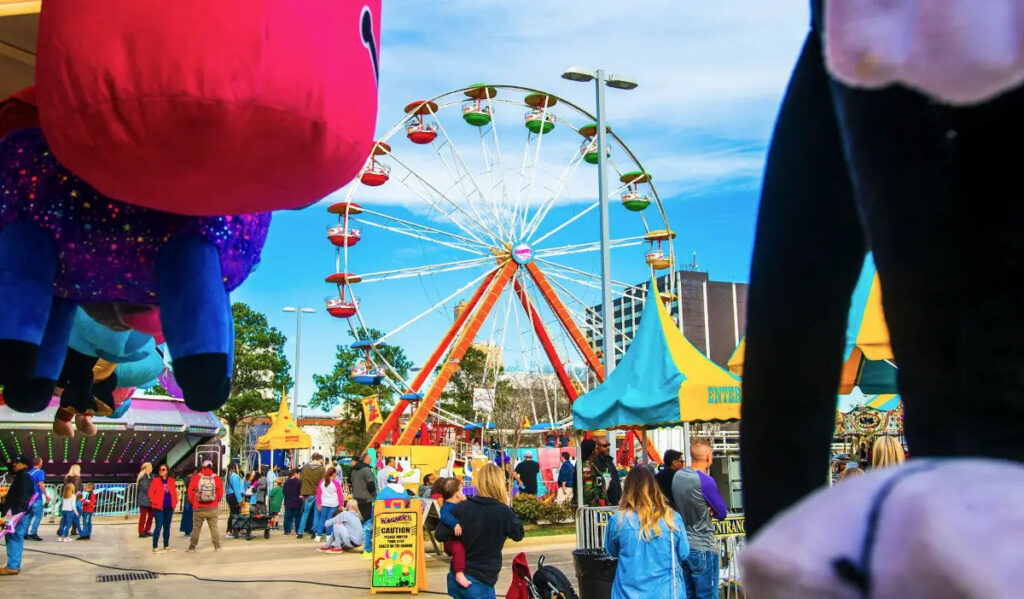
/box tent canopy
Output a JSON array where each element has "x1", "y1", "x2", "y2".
[
  {"x1": 255, "y1": 393, "x2": 311, "y2": 450},
  {"x1": 728, "y1": 254, "x2": 896, "y2": 394},
  {"x1": 572, "y1": 278, "x2": 741, "y2": 431}
]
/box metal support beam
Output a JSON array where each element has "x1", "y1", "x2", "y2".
[
  {"x1": 396, "y1": 261, "x2": 518, "y2": 445},
  {"x1": 364, "y1": 267, "x2": 500, "y2": 453},
  {"x1": 525, "y1": 261, "x2": 604, "y2": 383}
]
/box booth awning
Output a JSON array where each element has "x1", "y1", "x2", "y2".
[
  {"x1": 255, "y1": 393, "x2": 311, "y2": 450},
  {"x1": 573, "y1": 278, "x2": 742, "y2": 431}
]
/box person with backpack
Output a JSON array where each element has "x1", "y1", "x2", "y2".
[{"x1": 187, "y1": 460, "x2": 224, "y2": 552}]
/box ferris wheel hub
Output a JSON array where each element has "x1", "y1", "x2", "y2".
[{"x1": 511, "y1": 243, "x2": 534, "y2": 265}]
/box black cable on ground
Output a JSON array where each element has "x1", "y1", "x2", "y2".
[{"x1": 23, "y1": 546, "x2": 502, "y2": 596}]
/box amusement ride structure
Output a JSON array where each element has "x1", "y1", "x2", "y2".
[{"x1": 322, "y1": 84, "x2": 677, "y2": 451}]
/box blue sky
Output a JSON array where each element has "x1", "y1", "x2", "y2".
[{"x1": 232, "y1": 2, "x2": 811, "y2": 414}]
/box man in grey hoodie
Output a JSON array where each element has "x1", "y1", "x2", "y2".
[{"x1": 349, "y1": 453, "x2": 376, "y2": 522}]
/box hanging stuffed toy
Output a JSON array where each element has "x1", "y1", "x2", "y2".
[
  {"x1": 0, "y1": 0, "x2": 380, "y2": 413},
  {"x1": 52, "y1": 308, "x2": 166, "y2": 437}
]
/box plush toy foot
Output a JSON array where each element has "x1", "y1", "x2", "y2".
[
  {"x1": 173, "y1": 353, "x2": 230, "y2": 412},
  {"x1": 2, "y1": 377, "x2": 56, "y2": 412},
  {"x1": 53, "y1": 406, "x2": 75, "y2": 437},
  {"x1": 75, "y1": 412, "x2": 97, "y2": 436},
  {"x1": 91, "y1": 370, "x2": 118, "y2": 414},
  {"x1": 57, "y1": 349, "x2": 100, "y2": 414},
  {"x1": 0, "y1": 340, "x2": 39, "y2": 387}
]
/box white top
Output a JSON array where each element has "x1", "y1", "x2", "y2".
[
  {"x1": 321, "y1": 480, "x2": 341, "y2": 508},
  {"x1": 61, "y1": 497, "x2": 77, "y2": 511}
]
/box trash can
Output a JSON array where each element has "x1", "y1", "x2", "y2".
[{"x1": 572, "y1": 549, "x2": 618, "y2": 599}]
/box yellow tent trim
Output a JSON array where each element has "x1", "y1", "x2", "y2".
[{"x1": 255, "y1": 392, "x2": 312, "y2": 451}]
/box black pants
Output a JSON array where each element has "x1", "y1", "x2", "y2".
[
  {"x1": 226, "y1": 493, "x2": 240, "y2": 517},
  {"x1": 742, "y1": 23, "x2": 1024, "y2": 538},
  {"x1": 357, "y1": 500, "x2": 372, "y2": 523}
]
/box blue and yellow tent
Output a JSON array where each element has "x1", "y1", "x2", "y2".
[
  {"x1": 572, "y1": 278, "x2": 742, "y2": 431},
  {"x1": 727, "y1": 254, "x2": 896, "y2": 394}
]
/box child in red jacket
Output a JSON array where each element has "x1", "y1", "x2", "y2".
[{"x1": 79, "y1": 483, "x2": 96, "y2": 540}]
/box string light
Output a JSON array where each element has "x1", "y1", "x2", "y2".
[
  {"x1": 93, "y1": 434, "x2": 105, "y2": 462},
  {"x1": 105, "y1": 437, "x2": 120, "y2": 462},
  {"x1": 29, "y1": 433, "x2": 38, "y2": 461},
  {"x1": 0, "y1": 438, "x2": 11, "y2": 461},
  {"x1": 13, "y1": 435, "x2": 23, "y2": 455},
  {"x1": 62, "y1": 436, "x2": 69, "y2": 462},
  {"x1": 78, "y1": 437, "x2": 86, "y2": 462},
  {"x1": 47, "y1": 432, "x2": 53, "y2": 462}
]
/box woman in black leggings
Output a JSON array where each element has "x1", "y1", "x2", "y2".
[{"x1": 742, "y1": 1, "x2": 1024, "y2": 538}]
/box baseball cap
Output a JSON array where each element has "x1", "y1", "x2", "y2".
[
  {"x1": 663, "y1": 449, "x2": 683, "y2": 464},
  {"x1": 525, "y1": 452, "x2": 533, "y2": 458},
  {"x1": 202, "y1": 459, "x2": 213, "y2": 468},
  {"x1": 10, "y1": 454, "x2": 31, "y2": 467}
]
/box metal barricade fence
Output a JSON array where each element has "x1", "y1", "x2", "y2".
[
  {"x1": 577, "y1": 507, "x2": 746, "y2": 599},
  {"x1": 38, "y1": 481, "x2": 193, "y2": 519}
]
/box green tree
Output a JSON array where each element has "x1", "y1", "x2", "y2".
[
  {"x1": 439, "y1": 346, "x2": 494, "y2": 420},
  {"x1": 217, "y1": 302, "x2": 293, "y2": 443},
  {"x1": 311, "y1": 327, "x2": 413, "y2": 454}
]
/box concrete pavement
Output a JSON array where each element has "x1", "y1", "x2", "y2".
[{"x1": 1, "y1": 516, "x2": 578, "y2": 598}]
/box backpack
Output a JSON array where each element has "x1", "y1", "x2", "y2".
[{"x1": 197, "y1": 473, "x2": 217, "y2": 503}]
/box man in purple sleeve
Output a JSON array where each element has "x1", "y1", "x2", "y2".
[{"x1": 672, "y1": 439, "x2": 727, "y2": 599}]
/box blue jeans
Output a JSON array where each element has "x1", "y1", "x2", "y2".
[
  {"x1": 179, "y1": 503, "x2": 193, "y2": 535},
  {"x1": 152, "y1": 509, "x2": 173, "y2": 549},
  {"x1": 81, "y1": 513, "x2": 93, "y2": 537},
  {"x1": 58, "y1": 510, "x2": 76, "y2": 537},
  {"x1": 317, "y1": 505, "x2": 335, "y2": 535},
  {"x1": 447, "y1": 572, "x2": 495, "y2": 599},
  {"x1": 363, "y1": 518, "x2": 373, "y2": 552},
  {"x1": 298, "y1": 496, "x2": 317, "y2": 535},
  {"x1": 283, "y1": 507, "x2": 300, "y2": 533},
  {"x1": 26, "y1": 497, "x2": 44, "y2": 536},
  {"x1": 682, "y1": 550, "x2": 719, "y2": 599},
  {"x1": 4, "y1": 510, "x2": 29, "y2": 570}
]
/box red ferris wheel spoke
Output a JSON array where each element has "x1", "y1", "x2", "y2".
[
  {"x1": 511, "y1": 275, "x2": 578, "y2": 402},
  {"x1": 525, "y1": 262, "x2": 604, "y2": 382}
]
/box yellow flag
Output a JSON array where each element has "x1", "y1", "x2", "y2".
[{"x1": 362, "y1": 395, "x2": 383, "y2": 430}]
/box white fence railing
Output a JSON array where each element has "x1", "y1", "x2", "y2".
[
  {"x1": 30, "y1": 481, "x2": 192, "y2": 519},
  {"x1": 576, "y1": 506, "x2": 745, "y2": 599}
]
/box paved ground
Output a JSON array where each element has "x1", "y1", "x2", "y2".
[{"x1": 1, "y1": 516, "x2": 577, "y2": 598}]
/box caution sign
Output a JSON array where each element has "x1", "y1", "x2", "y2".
[
  {"x1": 370, "y1": 499, "x2": 427, "y2": 594},
  {"x1": 713, "y1": 515, "x2": 745, "y2": 538}
]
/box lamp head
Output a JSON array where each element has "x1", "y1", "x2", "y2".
[{"x1": 561, "y1": 66, "x2": 596, "y2": 83}]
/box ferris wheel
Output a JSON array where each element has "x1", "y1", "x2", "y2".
[{"x1": 323, "y1": 84, "x2": 677, "y2": 448}]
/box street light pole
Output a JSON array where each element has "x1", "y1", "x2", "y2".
[
  {"x1": 282, "y1": 306, "x2": 316, "y2": 418},
  {"x1": 563, "y1": 66, "x2": 637, "y2": 470},
  {"x1": 594, "y1": 69, "x2": 614, "y2": 383}
]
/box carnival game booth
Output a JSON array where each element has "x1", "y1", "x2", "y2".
[
  {"x1": 0, "y1": 393, "x2": 224, "y2": 479},
  {"x1": 571, "y1": 278, "x2": 745, "y2": 598},
  {"x1": 729, "y1": 254, "x2": 896, "y2": 394}
]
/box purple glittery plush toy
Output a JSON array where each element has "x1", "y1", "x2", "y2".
[{"x1": 0, "y1": 127, "x2": 271, "y2": 413}]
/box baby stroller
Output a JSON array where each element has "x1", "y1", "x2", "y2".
[
  {"x1": 228, "y1": 500, "x2": 272, "y2": 540},
  {"x1": 507, "y1": 552, "x2": 578, "y2": 599}
]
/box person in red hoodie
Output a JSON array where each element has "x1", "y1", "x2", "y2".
[
  {"x1": 79, "y1": 483, "x2": 97, "y2": 540},
  {"x1": 186, "y1": 460, "x2": 224, "y2": 552},
  {"x1": 147, "y1": 464, "x2": 177, "y2": 554}
]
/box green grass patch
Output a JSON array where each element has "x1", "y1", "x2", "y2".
[{"x1": 523, "y1": 523, "x2": 576, "y2": 538}]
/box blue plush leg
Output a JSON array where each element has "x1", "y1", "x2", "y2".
[
  {"x1": 2, "y1": 298, "x2": 76, "y2": 412},
  {"x1": 0, "y1": 221, "x2": 58, "y2": 387},
  {"x1": 157, "y1": 236, "x2": 233, "y2": 412}
]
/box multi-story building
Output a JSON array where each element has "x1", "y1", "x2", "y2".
[{"x1": 587, "y1": 270, "x2": 748, "y2": 369}]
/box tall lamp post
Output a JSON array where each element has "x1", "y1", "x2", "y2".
[
  {"x1": 562, "y1": 66, "x2": 637, "y2": 467},
  {"x1": 282, "y1": 306, "x2": 316, "y2": 418}
]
